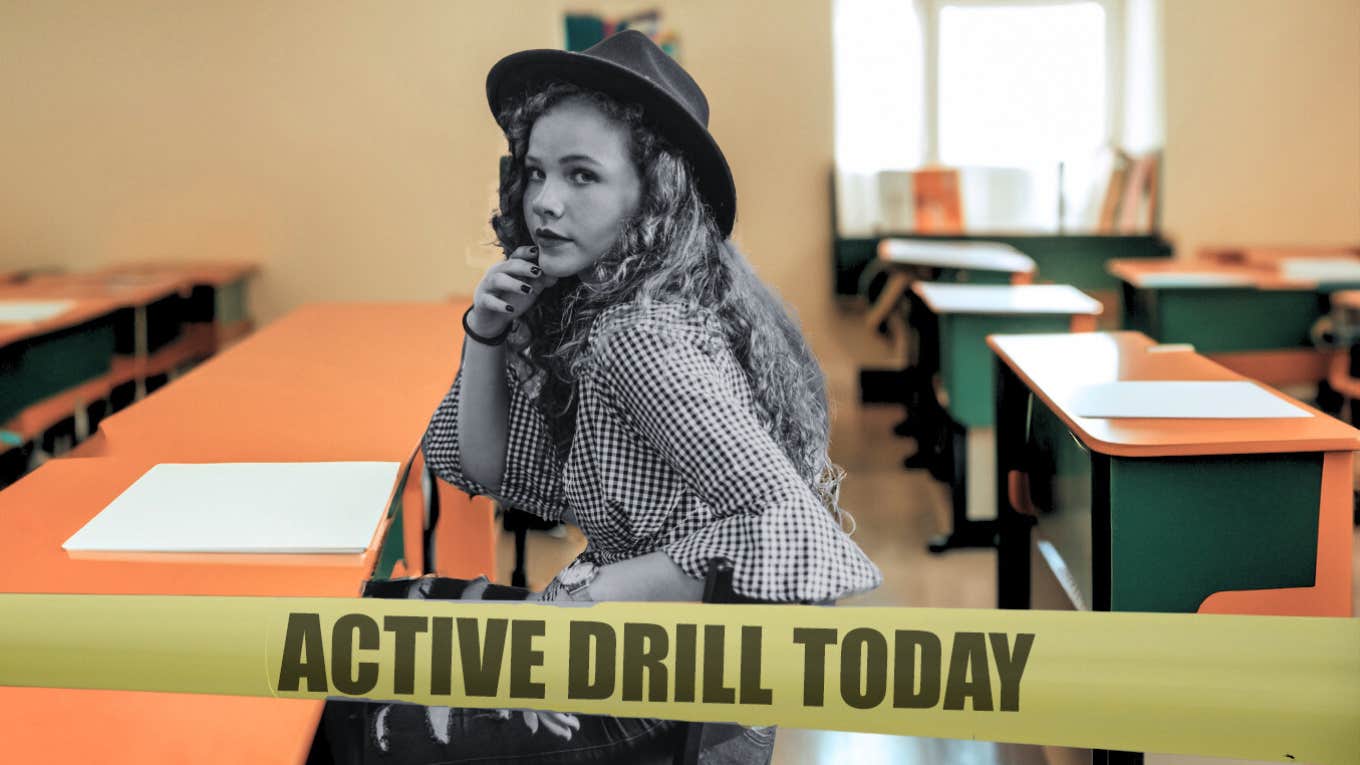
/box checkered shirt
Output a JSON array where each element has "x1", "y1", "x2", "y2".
[{"x1": 422, "y1": 301, "x2": 882, "y2": 603}]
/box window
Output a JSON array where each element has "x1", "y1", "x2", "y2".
[
  {"x1": 833, "y1": 0, "x2": 925, "y2": 172},
  {"x1": 937, "y1": 2, "x2": 1107, "y2": 165},
  {"x1": 833, "y1": 0, "x2": 1163, "y2": 233}
]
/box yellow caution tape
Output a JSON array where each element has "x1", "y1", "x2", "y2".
[{"x1": 0, "y1": 595, "x2": 1355, "y2": 764}]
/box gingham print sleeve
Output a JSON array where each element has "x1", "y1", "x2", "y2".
[
  {"x1": 595, "y1": 326, "x2": 882, "y2": 603},
  {"x1": 421, "y1": 368, "x2": 567, "y2": 522}
]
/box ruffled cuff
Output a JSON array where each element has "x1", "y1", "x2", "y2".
[
  {"x1": 422, "y1": 372, "x2": 493, "y2": 498},
  {"x1": 421, "y1": 371, "x2": 565, "y2": 523},
  {"x1": 663, "y1": 495, "x2": 882, "y2": 603}
]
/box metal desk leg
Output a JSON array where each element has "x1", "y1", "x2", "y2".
[{"x1": 927, "y1": 419, "x2": 998, "y2": 553}]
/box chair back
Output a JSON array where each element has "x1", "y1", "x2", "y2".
[{"x1": 673, "y1": 558, "x2": 782, "y2": 765}]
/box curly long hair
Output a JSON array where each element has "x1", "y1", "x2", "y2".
[{"x1": 490, "y1": 83, "x2": 844, "y2": 514}]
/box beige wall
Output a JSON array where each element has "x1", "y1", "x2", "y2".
[
  {"x1": 0, "y1": 1, "x2": 836, "y2": 336},
  {"x1": 1162, "y1": 0, "x2": 1360, "y2": 258}
]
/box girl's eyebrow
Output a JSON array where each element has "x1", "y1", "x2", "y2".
[
  {"x1": 525, "y1": 153, "x2": 602, "y2": 167},
  {"x1": 558, "y1": 154, "x2": 602, "y2": 166}
]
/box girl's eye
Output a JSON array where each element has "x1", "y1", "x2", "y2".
[
  {"x1": 570, "y1": 169, "x2": 598, "y2": 184},
  {"x1": 526, "y1": 167, "x2": 545, "y2": 182}
]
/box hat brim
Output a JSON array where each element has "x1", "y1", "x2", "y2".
[{"x1": 486, "y1": 48, "x2": 736, "y2": 238}]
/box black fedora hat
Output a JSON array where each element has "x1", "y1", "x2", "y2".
[{"x1": 486, "y1": 29, "x2": 737, "y2": 238}]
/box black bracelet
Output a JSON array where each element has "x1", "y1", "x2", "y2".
[{"x1": 462, "y1": 307, "x2": 511, "y2": 346}]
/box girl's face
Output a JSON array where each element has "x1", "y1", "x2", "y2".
[{"x1": 522, "y1": 97, "x2": 642, "y2": 279}]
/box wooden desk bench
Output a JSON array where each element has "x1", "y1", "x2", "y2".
[
  {"x1": 865, "y1": 239, "x2": 1036, "y2": 332},
  {"x1": 97, "y1": 260, "x2": 259, "y2": 359},
  {"x1": 1, "y1": 273, "x2": 194, "y2": 401},
  {"x1": 1108, "y1": 257, "x2": 1360, "y2": 387},
  {"x1": 989, "y1": 331, "x2": 1357, "y2": 617},
  {"x1": 908, "y1": 284, "x2": 1102, "y2": 553},
  {"x1": 1, "y1": 298, "x2": 122, "y2": 473},
  {"x1": 0, "y1": 301, "x2": 496, "y2": 763}
]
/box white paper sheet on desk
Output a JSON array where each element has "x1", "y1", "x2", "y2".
[
  {"x1": 0, "y1": 300, "x2": 76, "y2": 323},
  {"x1": 1134, "y1": 272, "x2": 1255, "y2": 288},
  {"x1": 62, "y1": 462, "x2": 402, "y2": 553},
  {"x1": 1278, "y1": 257, "x2": 1360, "y2": 283},
  {"x1": 1067, "y1": 381, "x2": 1311, "y2": 419}
]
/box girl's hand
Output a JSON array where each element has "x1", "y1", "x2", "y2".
[
  {"x1": 468, "y1": 245, "x2": 559, "y2": 338},
  {"x1": 495, "y1": 708, "x2": 581, "y2": 740}
]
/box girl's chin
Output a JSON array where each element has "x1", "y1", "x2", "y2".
[{"x1": 538, "y1": 255, "x2": 591, "y2": 279}]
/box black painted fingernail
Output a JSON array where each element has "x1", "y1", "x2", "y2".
[
  {"x1": 520, "y1": 284, "x2": 531, "y2": 294},
  {"x1": 529, "y1": 266, "x2": 541, "y2": 276},
  {"x1": 505, "y1": 305, "x2": 515, "y2": 312},
  {"x1": 529, "y1": 246, "x2": 538, "y2": 254}
]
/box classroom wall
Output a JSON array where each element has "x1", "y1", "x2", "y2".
[
  {"x1": 1161, "y1": 0, "x2": 1360, "y2": 258},
  {"x1": 0, "y1": 1, "x2": 836, "y2": 340}
]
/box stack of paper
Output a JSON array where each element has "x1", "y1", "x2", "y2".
[
  {"x1": 0, "y1": 300, "x2": 75, "y2": 323},
  {"x1": 1135, "y1": 272, "x2": 1255, "y2": 288},
  {"x1": 1067, "y1": 381, "x2": 1311, "y2": 419},
  {"x1": 1278, "y1": 258, "x2": 1360, "y2": 284},
  {"x1": 63, "y1": 462, "x2": 402, "y2": 553}
]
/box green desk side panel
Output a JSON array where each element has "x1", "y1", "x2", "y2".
[
  {"x1": 939, "y1": 313, "x2": 1074, "y2": 428},
  {"x1": 371, "y1": 462, "x2": 414, "y2": 582},
  {"x1": 215, "y1": 280, "x2": 249, "y2": 326},
  {"x1": 1107, "y1": 453, "x2": 1321, "y2": 613},
  {"x1": 1, "y1": 318, "x2": 116, "y2": 424},
  {"x1": 1026, "y1": 399, "x2": 1321, "y2": 614},
  {"x1": 1126, "y1": 287, "x2": 1323, "y2": 353},
  {"x1": 835, "y1": 238, "x2": 879, "y2": 296}
]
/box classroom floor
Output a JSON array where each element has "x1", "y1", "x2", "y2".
[{"x1": 491, "y1": 304, "x2": 1360, "y2": 765}]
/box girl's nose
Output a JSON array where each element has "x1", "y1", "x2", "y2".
[{"x1": 530, "y1": 179, "x2": 564, "y2": 220}]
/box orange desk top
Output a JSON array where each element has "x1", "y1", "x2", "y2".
[
  {"x1": 987, "y1": 331, "x2": 1360, "y2": 458},
  {"x1": 0, "y1": 457, "x2": 374, "y2": 595},
  {"x1": 0, "y1": 301, "x2": 470, "y2": 764},
  {"x1": 1107, "y1": 257, "x2": 1340, "y2": 291},
  {"x1": 97, "y1": 302, "x2": 465, "y2": 461},
  {"x1": 1198, "y1": 244, "x2": 1360, "y2": 268},
  {"x1": 1331, "y1": 290, "x2": 1360, "y2": 311},
  {"x1": 0, "y1": 272, "x2": 189, "y2": 310}
]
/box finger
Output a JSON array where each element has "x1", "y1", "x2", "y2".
[
  {"x1": 496, "y1": 259, "x2": 542, "y2": 280},
  {"x1": 521, "y1": 710, "x2": 539, "y2": 735},
  {"x1": 507, "y1": 245, "x2": 540, "y2": 262},
  {"x1": 537, "y1": 713, "x2": 573, "y2": 740},
  {"x1": 549, "y1": 712, "x2": 580, "y2": 731},
  {"x1": 458, "y1": 577, "x2": 490, "y2": 601},
  {"x1": 473, "y1": 291, "x2": 517, "y2": 316},
  {"x1": 488, "y1": 272, "x2": 535, "y2": 298}
]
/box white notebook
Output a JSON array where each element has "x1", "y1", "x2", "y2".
[
  {"x1": 0, "y1": 300, "x2": 75, "y2": 323},
  {"x1": 63, "y1": 462, "x2": 402, "y2": 553},
  {"x1": 1067, "y1": 381, "x2": 1311, "y2": 419}
]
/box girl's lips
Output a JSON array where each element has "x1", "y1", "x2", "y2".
[
  {"x1": 536, "y1": 234, "x2": 571, "y2": 250},
  {"x1": 535, "y1": 227, "x2": 571, "y2": 243}
]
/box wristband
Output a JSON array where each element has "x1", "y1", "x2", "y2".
[{"x1": 463, "y1": 307, "x2": 511, "y2": 346}]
